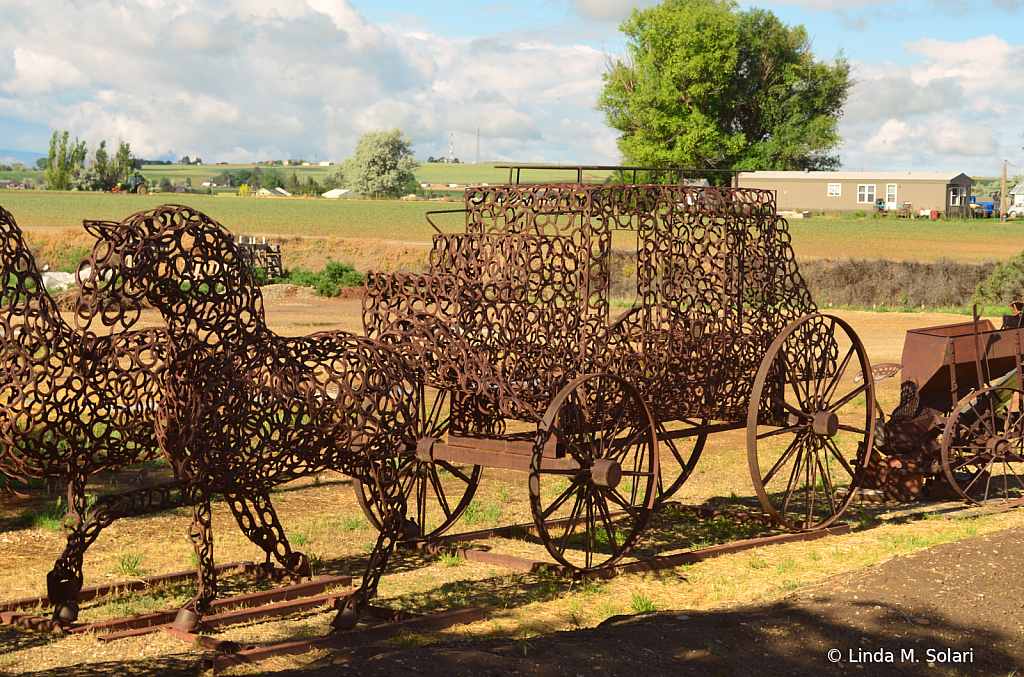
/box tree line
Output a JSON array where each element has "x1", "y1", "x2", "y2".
[{"x1": 43, "y1": 131, "x2": 145, "y2": 192}]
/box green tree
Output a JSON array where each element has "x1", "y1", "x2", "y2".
[
  {"x1": 596, "y1": 0, "x2": 851, "y2": 176},
  {"x1": 180, "y1": 155, "x2": 191, "y2": 165},
  {"x1": 336, "y1": 128, "x2": 419, "y2": 198},
  {"x1": 45, "y1": 131, "x2": 87, "y2": 190},
  {"x1": 261, "y1": 169, "x2": 284, "y2": 190},
  {"x1": 110, "y1": 140, "x2": 136, "y2": 185}
]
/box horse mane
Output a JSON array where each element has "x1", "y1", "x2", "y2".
[
  {"x1": 85, "y1": 204, "x2": 267, "y2": 341},
  {"x1": 0, "y1": 204, "x2": 72, "y2": 345}
]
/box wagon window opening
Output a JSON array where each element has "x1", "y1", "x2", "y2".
[{"x1": 857, "y1": 185, "x2": 875, "y2": 204}]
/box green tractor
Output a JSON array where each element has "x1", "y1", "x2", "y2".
[{"x1": 113, "y1": 174, "x2": 148, "y2": 194}]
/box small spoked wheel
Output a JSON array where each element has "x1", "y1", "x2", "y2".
[
  {"x1": 529, "y1": 373, "x2": 658, "y2": 572},
  {"x1": 355, "y1": 383, "x2": 482, "y2": 540},
  {"x1": 941, "y1": 386, "x2": 1024, "y2": 508},
  {"x1": 655, "y1": 420, "x2": 706, "y2": 504},
  {"x1": 747, "y1": 314, "x2": 875, "y2": 531}
]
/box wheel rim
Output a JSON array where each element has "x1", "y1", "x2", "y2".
[
  {"x1": 355, "y1": 384, "x2": 482, "y2": 539},
  {"x1": 747, "y1": 314, "x2": 875, "y2": 530},
  {"x1": 655, "y1": 419, "x2": 706, "y2": 504},
  {"x1": 941, "y1": 386, "x2": 1024, "y2": 508},
  {"x1": 529, "y1": 373, "x2": 658, "y2": 571}
]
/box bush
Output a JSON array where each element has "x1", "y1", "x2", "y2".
[
  {"x1": 800, "y1": 258, "x2": 994, "y2": 309},
  {"x1": 273, "y1": 261, "x2": 365, "y2": 297},
  {"x1": 973, "y1": 252, "x2": 1024, "y2": 306}
]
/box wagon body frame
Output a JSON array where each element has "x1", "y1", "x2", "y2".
[{"x1": 357, "y1": 166, "x2": 878, "y2": 572}]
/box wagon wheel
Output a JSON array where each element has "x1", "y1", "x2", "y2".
[
  {"x1": 747, "y1": 314, "x2": 875, "y2": 531},
  {"x1": 354, "y1": 383, "x2": 482, "y2": 540},
  {"x1": 655, "y1": 420, "x2": 706, "y2": 504},
  {"x1": 604, "y1": 306, "x2": 702, "y2": 504},
  {"x1": 529, "y1": 373, "x2": 658, "y2": 572},
  {"x1": 940, "y1": 386, "x2": 1024, "y2": 508}
]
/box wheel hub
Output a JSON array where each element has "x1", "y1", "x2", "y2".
[
  {"x1": 591, "y1": 458, "x2": 622, "y2": 489},
  {"x1": 986, "y1": 437, "x2": 1010, "y2": 456},
  {"x1": 812, "y1": 411, "x2": 839, "y2": 437}
]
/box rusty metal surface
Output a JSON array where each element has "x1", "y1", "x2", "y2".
[
  {"x1": 205, "y1": 606, "x2": 485, "y2": 675},
  {"x1": 0, "y1": 561, "x2": 253, "y2": 612},
  {"x1": 0, "y1": 204, "x2": 170, "y2": 622},
  {"x1": 78, "y1": 204, "x2": 421, "y2": 628},
  {"x1": 363, "y1": 183, "x2": 815, "y2": 429}
]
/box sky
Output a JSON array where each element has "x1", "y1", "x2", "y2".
[{"x1": 0, "y1": 0, "x2": 1022, "y2": 176}]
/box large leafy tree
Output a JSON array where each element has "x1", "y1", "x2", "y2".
[
  {"x1": 596, "y1": 0, "x2": 851, "y2": 175},
  {"x1": 330, "y1": 128, "x2": 419, "y2": 198},
  {"x1": 44, "y1": 131, "x2": 87, "y2": 190}
]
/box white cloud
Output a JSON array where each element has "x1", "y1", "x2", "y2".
[
  {"x1": 864, "y1": 116, "x2": 998, "y2": 158},
  {"x1": 0, "y1": 1, "x2": 621, "y2": 165},
  {"x1": 2, "y1": 49, "x2": 89, "y2": 97},
  {"x1": 567, "y1": 0, "x2": 658, "y2": 21}
]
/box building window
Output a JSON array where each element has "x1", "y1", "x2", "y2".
[
  {"x1": 828, "y1": 183, "x2": 841, "y2": 197},
  {"x1": 857, "y1": 184, "x2": 876, "y2": 204},
  {"x1": 887, "y1": 184, "x2": 897, "y2": 204},
  {"x1": 950, "y1": 185, "x2": 966, "y2": 206}
]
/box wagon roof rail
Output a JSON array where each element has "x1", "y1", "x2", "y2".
[{"x1": 492, "y1": 164, "x2": 753, "y2": 186}]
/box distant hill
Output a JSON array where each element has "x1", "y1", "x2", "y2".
[{"x1": 0, "y1": 149, "x2": 44, "y2": 166}]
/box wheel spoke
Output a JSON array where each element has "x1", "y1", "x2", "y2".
[
  {"x1": 595, "y1": 492, "x2": 620, "y2": 558},
  {"x1": 815, "y1": 447, "x2": 838, "y2": 517},
  {"x1": 835, "y1": 424, "x2": 866, "y2": 435},
  {"x1": 779, "y1": 443, "x2": 806, "y2": 518},
  {"x1": 604, "y1": 487, "x2": 642, "y2": 521},
  {"x1": 427, "y1": 466, "x2": 453, "y2": 520},
  {"x1": 827, "y1": 382, "x2": 869, "y2": 414},
  {"x1": 762, "y1": 434, "x2": 804, "y2": 486},
  {"x1": 757, "y1": 422, "x2": 807, "y2": 440},
  {"x1": 434, "y1": 460, "x2": 473, "y2": 484},
  {"x1": 820, "y1": 344, "x2": 856, "y2": 410},
  {"x1": 822, "y1": 436, "x2": 857, "y2": 478},
  {"x1": 557, "y1": 488, "x2": 586, "y2": 555},
  {"x1": 541, "y1": 477, "x2": 583, "y2": 520}
]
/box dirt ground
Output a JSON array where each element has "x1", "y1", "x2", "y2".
[{"x1": 2, "y1": 299, "x2": 1023, "y2": 677}]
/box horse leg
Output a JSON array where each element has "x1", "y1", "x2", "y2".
[
  {"x1": 225, "y1": 491, "x2": 310, "y2": 579},
  {"x1": 46, "y1": 474, "x2": 88, "y2": 624},
  {"x1": 48, "y1": 479, "x2": 197, "y2": 624},
  {"x1": 173, "y1": 491, "x2": 217, "y2": 631},
  {"x1": 331, "y1": 461, "x2": 406, "y2": 631}
]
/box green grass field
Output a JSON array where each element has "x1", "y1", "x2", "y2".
[{"x1": 1, "y1": 189, "x2": 1023, "y2": 261}]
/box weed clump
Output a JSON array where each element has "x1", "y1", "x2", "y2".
[
  {"x1": 973, "y1": 251, "x2": 1024, "y2": 306},
  {"x1": 272, "y1": 261, "x2": 364, "y2": 296}
]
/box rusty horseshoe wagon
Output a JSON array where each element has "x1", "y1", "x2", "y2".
[{"x1": 355, "y1": 165, "x2": 878, "y2": 574}]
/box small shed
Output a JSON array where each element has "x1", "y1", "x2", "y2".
[{"x1": 737, "y1": 171, "x2": 974, "y2": 216}]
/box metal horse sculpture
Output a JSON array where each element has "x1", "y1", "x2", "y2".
[
  {"x1": 0, "y1": 204, "x2": 167, "y2": 624},
  {"x1": 81, "y1": 205, "x2": 418, "y2": 629}
]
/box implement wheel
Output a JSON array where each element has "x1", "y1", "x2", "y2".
[
  {"x1": 747, "y1": 314, "x2": 875, "y2": 530},
  {"x1": 529, "y1": 373, "x2": 658, "y2": 573},
  {"x1": 940, "y1": 386, "x2": 1024, "y2": 508},
  {"x1": 355, "y1": 383, "x2": 482, "y2": 540}
]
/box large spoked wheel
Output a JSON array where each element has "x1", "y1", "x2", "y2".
[
  {"x1": 655, "y1": 420, "x2": 707, "y2": 504},
  {"x1": 529, "y1": 373, "x2": 658, "y2": 572},
  {"x1": 941, "y1": 386, "x2": 1024, "y2": 508},
  {"x1": 747, "y1": 314, "x2": 875, "y2": 531},
  {"x1": 355, "y1": 383, "x2": 482, "y2": 540}
]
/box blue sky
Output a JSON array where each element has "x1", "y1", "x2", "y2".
[{"x1": 1, "y1": 0, "x2": 1022, "y2": 176}]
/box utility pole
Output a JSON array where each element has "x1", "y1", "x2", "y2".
[
  {"x1": 1001, "y1": 160, "x2": 1007, "y2": 222},
  {"x1": 449, "y1": 133, "x2": 454, "y2": 163}
]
